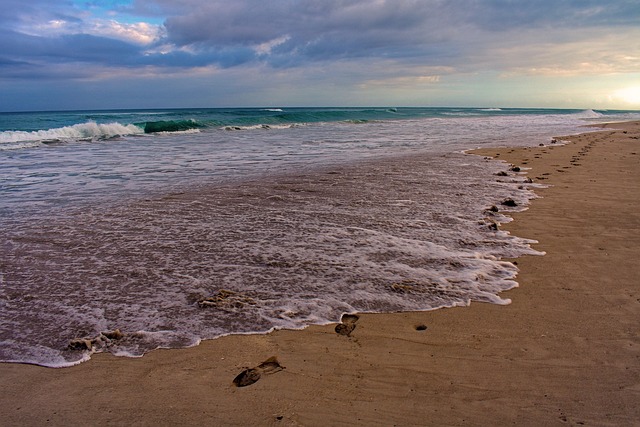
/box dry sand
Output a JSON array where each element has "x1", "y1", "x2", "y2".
[{"x1": 1, "y1": 122, "x2": 639, "y2": 426}]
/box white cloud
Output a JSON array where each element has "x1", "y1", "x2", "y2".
[
  {"x1": 254, "y1": 35, "x2": 291, "y2": 55},
  {"x1": 89, "y1": 20, "x2": 164, "y2": 45},
  {"x1": 15, "y1": 14, "x2": 164, "y2": 46}
]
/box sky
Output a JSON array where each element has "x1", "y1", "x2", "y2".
[{"x1": 1, "y1": 0, "x2": 639, "y2": 111}]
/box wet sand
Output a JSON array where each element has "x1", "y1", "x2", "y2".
[{"x1": 1, "y1": 121, "x2": 639, "y2": 426}]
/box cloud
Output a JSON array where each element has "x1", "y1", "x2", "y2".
[
  {"x1": 0, "y1": 0, "x2": 78, "y2": 25},
  {"x1": 159, "y1": 0, "x2": 456, "y2": 63},
  {"x1": 71, "y1": 20, "x2": 164, "y2": 45},
  {"x1": 148, "y1": 0, "x2": 640, "y2": 75},
  {"x1": 3, "y1": 0, "x2": 639, "y2": 78},
  {"x1": 0, "y1": 29, "x2": 140, "y2": 67},
  {"x1": 1, "y1": 0, "x2": 639, "y2": 110}
]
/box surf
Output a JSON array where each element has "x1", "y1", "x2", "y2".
[{"x1": 0, "y1": 121, "x2": 144, "y2": 145}]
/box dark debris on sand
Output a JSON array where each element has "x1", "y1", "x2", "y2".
[
  {"x1": 335, "y1": 313, "x2": 360, "y2": 336},
  {"x1": 232, "y1": 356, "x2": 285, "y2": 387}
]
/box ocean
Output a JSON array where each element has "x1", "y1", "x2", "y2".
[{"x1": 1, "y1": 107, "x2": 638, "y2": 367}]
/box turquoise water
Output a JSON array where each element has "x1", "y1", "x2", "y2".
[
  {"x1": 1, "y1": 106, "x2": 638, "y2": 367},
  {"x1": 2, "y1": 107, "x2": 638, "y2": 221},
  {"x1": 2, "y1": 107, "x2": 636, "y2": 139}
]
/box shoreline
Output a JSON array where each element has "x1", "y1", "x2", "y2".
[
  {"x1": 1, "y1": 122, "x2": 639, "y2": 425},
  {"x1": 1, "y1": 135, "x2": 533, "y2": 368}
]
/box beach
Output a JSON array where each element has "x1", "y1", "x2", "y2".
[{"x1": 1, "y1": 121, "x2": 639, "y2": 425}]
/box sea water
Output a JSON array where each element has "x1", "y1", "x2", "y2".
[{"x1": 1, "y1": 107, "x2": 638, "y2": 367}]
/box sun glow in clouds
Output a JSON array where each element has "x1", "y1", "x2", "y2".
[{"x1": 613, "y1": 87, "x2": 640, "y2": 105}]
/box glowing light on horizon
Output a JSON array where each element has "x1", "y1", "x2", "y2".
[{"x1": 613, "y1": 87, "x2": 640, "y2": 105}]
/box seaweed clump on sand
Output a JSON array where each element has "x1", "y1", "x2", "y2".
[{"x1": 68, "y1": 329, "x2": 126, "y2": 351}]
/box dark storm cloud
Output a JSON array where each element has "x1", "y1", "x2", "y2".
[
  {"x1": 0, "y1": 29, "x2": 140, "y2": 76},
  {"x1": 162, "y1": 0, "x2": 431, "y2": 46},
  {"x1": 157, "y1": 0, "x2": 640, "y2": 44},
  {"x1": 160, "y1": 0, "x2": 453, "y2": 62},
  {"x1": 1, "y1": 0, "x2": 639, "y2": 79},
  {"x1": 151, "y1": 0, "x2": 640, "y2": 68}
]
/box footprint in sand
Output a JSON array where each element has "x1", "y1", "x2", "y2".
[
  {"x1": 233, "y1": 356, "x2": 285, "y2": 387},
  {"x1": 335, "y1": 313, "x2": 359, "y2": 336},
  {"x1": 233, "y1": 367, "x2": 262, "y2": 387}
]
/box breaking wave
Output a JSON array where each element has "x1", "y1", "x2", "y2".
[
  {"x1": 572, "y1": 109, "x2": 604, "y2": 119},
  {"x1": 0, "y1": 119, "x2": 207, "y2": 147},
  {"x1": 0, "y1": 121, "x2": 144, "y2": 145}
]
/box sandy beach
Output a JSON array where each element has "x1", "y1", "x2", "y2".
[{"x1": 1, "y1": 121, "x2": 638, "y2": 426}]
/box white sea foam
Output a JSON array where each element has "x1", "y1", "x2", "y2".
[
  {"x1": 223, "y1": 123, "x2": 297, "y2": 131},
  {"x1": 0, "y1": 144, "x2": 543, "y2": 367},
  {"x1": 155, "y1": 128, "x2": 202, "y2": 135},
  {"x1": 0, "y1": 121, "x2": 144, "y2": 144}
]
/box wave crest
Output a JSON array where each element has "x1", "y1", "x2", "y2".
[
  {"x1": 0, "y1": 121, "x2": 144, "y2": 145},
  {"x1": 572, "y1": 109, "x2": 603, "y2": 119},
  {"x1": 143, "y1": 119, "x2": 203, "y2": 134}
]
